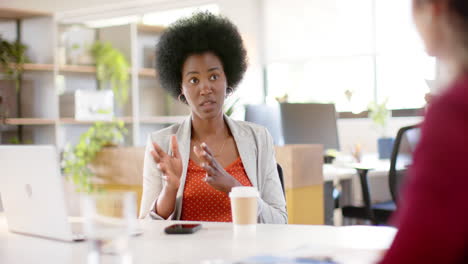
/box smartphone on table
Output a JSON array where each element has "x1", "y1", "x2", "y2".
[{"x1": 164, "y1": 224, "x2": 202, "y2": 234}]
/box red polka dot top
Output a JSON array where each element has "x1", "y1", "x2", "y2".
[{"x1": 180, "y1": 157, "x2": 253, "y2": 222}]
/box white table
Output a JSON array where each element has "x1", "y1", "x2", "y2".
[
  {"x1": 323, "y1": 155, "x2": 391, "y2": 183},
  {"x1": 324, "y1": 156, "x2": 393, "y2": 203},
  {"x1": 0, "y1": 215, "x2": 396, "y2": 264},
  {"x1": 322, "y1": 157, "x2": 392, "y2": 224}
]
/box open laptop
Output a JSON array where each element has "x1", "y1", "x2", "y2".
[{"x1": 0, "y1": 145, "x2": 88, "y2": 241}]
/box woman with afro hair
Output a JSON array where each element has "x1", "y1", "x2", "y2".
[{"x1": 139, "y1": 12, "x2": 287, "y2": 224}]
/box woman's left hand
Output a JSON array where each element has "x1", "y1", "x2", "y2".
[{"x1": 194, "y1": 142, "x2": 241, "y2": 193}]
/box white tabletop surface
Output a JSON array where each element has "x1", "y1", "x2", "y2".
[
  {"x1": 323, "y1": 155, "x2": 391, "y2": 182},
  {"x1": 0, "y1": 214, "x2": 396, "y2": 264}
]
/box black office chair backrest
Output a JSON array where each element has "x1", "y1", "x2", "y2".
[
  {"x1": 276, "y1": 163, "x2": 285, "y2": 194},
  {"x1": 389, "y1": 124, "x2": 421, "y2": 204},
  {"x1": 277, "y1": 163, "x2": 285, "y2": 196}
]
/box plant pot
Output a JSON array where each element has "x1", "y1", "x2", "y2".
[
  {"x1": 75, "y1": 90, "x2": 114, "y2": 121},
  {"x1": 77, "y1": 53, "x2": 94, "y2": 65},
  {"x1": 323, "y1": 155, "x2": 335, "y2": 164},
  {"x1": 88, "y1": 147, "x2": 145, "y2": 185},
  {"x1": 377, "y1": 137, "x2": 395, "y2": 160}
]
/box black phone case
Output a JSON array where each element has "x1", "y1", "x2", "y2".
[{"x1": 164, "y1": 224, "x2": 202, "y2": 234}]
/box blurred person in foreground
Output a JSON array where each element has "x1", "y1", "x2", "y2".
[{"x1": 380, "y1": 0, "x2": 468, "y2": 263}]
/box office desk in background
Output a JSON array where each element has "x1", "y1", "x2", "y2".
[
  {"x1": 325, "y1": 157, "x2": 393, "y2": 206},
  {"x1": 323, "y1": 157, "x2": 392, "y2": 225},
  {"x1": 324, "y1": 156, "x2": 391, "y2": 182},
  {"x1": 0, "y1": 214, "x2": 396, "y2": 264}
]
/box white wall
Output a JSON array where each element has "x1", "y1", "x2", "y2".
[
  {"x1": 219, "y1": 0, "x2": 265, "y2": 105},
  {"x1": 0, "y1": 21, "x2": 16, "y2": 41},
  {"x1": 0, "y1": 0, "x2": 160, "y2": 13}
]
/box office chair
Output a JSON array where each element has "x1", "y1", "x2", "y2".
[
  {"x1": 341, "y1": 167, "x2": 395, "y2": 225},
  {"x1": 277, "y1": 163, "x2": 285, "y2": 196},
  {"x1": 341, "y1": 124, "x2": 420, "y2": 225},
  {"x1": 389, "y1": 124, "x2": 420, "y2": 204}
]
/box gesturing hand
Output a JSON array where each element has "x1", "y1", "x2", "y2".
[
  {"x1": 151, "y1": 135, "x2": 182, "y2": 191},
  {"x1": 194, "y1": 142, "x2": 241, "y2": 193}
]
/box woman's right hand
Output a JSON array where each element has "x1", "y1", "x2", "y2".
[{"x1": 151, "y1": 135, "x2": 182, "y2": 191}]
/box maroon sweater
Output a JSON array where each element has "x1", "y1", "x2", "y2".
[{"x1": 380, "y1": 73, "x2": 468, "y2": 263}]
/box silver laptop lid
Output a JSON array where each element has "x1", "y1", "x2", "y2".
[{"x1": 0, "y1": 145, "x2": 75, "y2": 241}]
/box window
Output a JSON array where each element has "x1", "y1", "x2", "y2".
[
  {"x1": 375, "y1": 0, "x2": 436, "y2": 109},
  {"x1": 142, "y1": 4, "x2": 219, "y2": 26},
  {"x1": 265, "y1": 0, "x2": 435, "y2": 112},
  {"x1": 267, "y1": 57, "x2": 374, "y2": 113}
]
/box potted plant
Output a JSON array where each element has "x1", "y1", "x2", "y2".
[
  {"x1": 68, "y1": 43, "x2": 80, "y2": 65},
  {"x1": 72, "y1": 41, "x2": 129, "y2": 121},
  {"x1": 0, "y1": 38, "x2": 28, "y2": 143},
  {"x1": 368, "y1": 98, "x2": 394, "y2": 159},
  {"x1": 90, "y1": 41, "x2": 130, "y2": 107},
  {"x1": 223, "y1": 96, "x2": 240, "y2": 117},
  {"x1": 62, "y1": 120, "x2": 127, "y2": 193},
  {"x1": 0, "y1": 38, "x2": 28, "y2": 93}
]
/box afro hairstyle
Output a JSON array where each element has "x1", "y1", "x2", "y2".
[{"x1": 155, "y1": 11, "x2": 248, "y2": 100}]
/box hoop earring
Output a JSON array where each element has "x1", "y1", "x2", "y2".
[
  {"x1": 226, "y1": 87, "x2": 233, "y2": 97},
  {"x1": 178, "y1": 93, "x2": 186, "y2": 103}
]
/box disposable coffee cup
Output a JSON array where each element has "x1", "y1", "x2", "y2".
[{"x1": 229, "y1": 187, "x2": 259, "y2": 232}]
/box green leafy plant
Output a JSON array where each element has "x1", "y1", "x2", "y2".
[
  {"x1": 62, "y1": 121, "x2": 127, "y2": 193},
  {"x1": 368, "y1": 98, "x2": 390, "y2": 137},
  {"x1": 7, "y1": 136, "x2": 32, "y2": 144},
  {"x1": 8, "y1": 136, "x2": 20, "y2": 144},
  {"x1": 71, "y1": 43, "x2": 80, "y2": 51},
  {"x1": 0, "y1": 39, "x2": 28, "y2": 92},
  {"x1": 90, "y1": 41, "x2": 130, "y2": 106},
  {"x1": 224, "y1": 97, "x2": 240, "y2": 117}
]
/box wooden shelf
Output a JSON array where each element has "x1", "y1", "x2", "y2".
[
  {"x1": 137, "y1": 24, "x2": 166, "y2": 34},
  {"x1": 58, "y1": 65, "x2": 156, "y2": 78},
  {"x1": 23, "y1": 63, "x2": 54, "y2": 71},
  {"x1": 0, "y1": 63, "x2": 54, "y2": 73},
  {"x1": 5, "y1": 63, "x2": 156, "y2": 78},
  {"x1": 0, "y1": 11, "x2": 179, "y2": 147},
  {"x1": 139, "y1": 68, "x2": 157, "y2": 78},
  {"x1": 3, "y1": 63, "x2": 95, "y2": 73},
  {"x1": 59, "y1": 117, "x2": 134, "y2": 125},
  {"x1": 4, "y1": 63, "x2": 97, "y2": 74},
  {"x1": 1, "y1": 116, "x2": 182, "y2": 126},
  {"x1": 3, "y1": 63, "x2": 97, "y2": 75},
  {"x1": 140, "y1": 116, "x2": 185, "y2": 124},
  {"x1": 59, "y1": 65, "x2": 96, "y2": 74},
  {"x1": 0, "y1": 8, "x2": 50, "y2": 20},
  {"x1": 3, "y1": 118, "x2": 55, "y2": 125}
]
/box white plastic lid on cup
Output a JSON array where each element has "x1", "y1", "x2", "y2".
[{"x1": 229, "y1": 186, "x2": 259, "y2": 198}]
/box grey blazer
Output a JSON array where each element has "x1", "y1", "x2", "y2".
[{"x1": 139, "y1": 115, "x2": 288, "y2": 224}]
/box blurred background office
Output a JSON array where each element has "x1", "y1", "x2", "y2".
[
  {"x1": 0, "y1": 0, "x2": 434, "y2": 225},
  {"x1": 0, "y1": 0, "x2": 434, "y2": 150}
]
